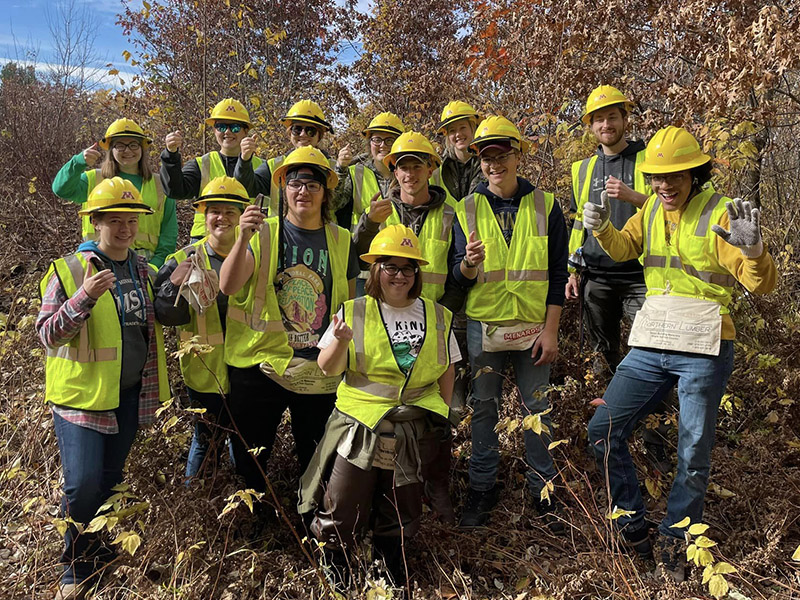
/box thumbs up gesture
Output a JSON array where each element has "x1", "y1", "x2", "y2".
[
  {"x1": 165, "y1": 130, "x2": 183, "y2": 153},
  {"x1": 583, "y1": 190, "x2": 610, "y2": 232},
  {"x1": 83, "y1": 142, "x2": 102, "y2": 167},
  {"x1": 464, "y1": 230, "x2": 486, "y2": 269},
  {"x1": 240, "y1": 132, "x2": 258, "y2": 161},
  {"x1": 337, "y1": 143, "x2": 353, "y2": 169}
]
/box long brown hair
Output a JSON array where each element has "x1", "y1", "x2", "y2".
[
  {"x1": 364, "y1": 257, "x2": 423, "y2": 302},
  {"x1": 100, "y1": 140, "x2": 153, "y2": 182}
]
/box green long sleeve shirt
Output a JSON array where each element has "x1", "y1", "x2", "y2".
[{"x1": 52, "y1": 153, "x2": 178, "y2": 266}]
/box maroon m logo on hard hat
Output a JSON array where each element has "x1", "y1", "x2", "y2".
[
  {"x1": 121, "y1": 191, "x2": 135, "y2": 199},
  {"x1": 400, "y1": 237, "x2": 413, "y2": 247},
  {"x1": 226, "y1": 105, "x2": 236, "y2": 111}
]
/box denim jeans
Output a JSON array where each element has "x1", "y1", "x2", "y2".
[
  {"x1": 587, "y1": 342, "x2": 734, "y2": 539},
  {"x1": 53, "y1": 384, "x2": 140, "y2": 585},
  {"x1": 466, "y1": 319, "x2": 556, "y2": 494},
  {"x1": 184, "y1": 387, "x2": 234, "y2": 480}
]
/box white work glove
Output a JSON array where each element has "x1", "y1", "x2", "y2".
[
  {"x1": 711, "y1": 197, "x2": 763, "y2": 258},
  {"x1": 583, "y1": 191, "x2": 610, "y2": 232}
]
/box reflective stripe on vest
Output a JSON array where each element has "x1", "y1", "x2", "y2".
[
  {"x1": 194, "y1": 152, "x2": 261, "y2": 237},
  {"x1": 457, "y1": 190, "x2": 552, "y2": 322},
  {"x1": 350, "y1": 163, "x2": 382, "y2": 232},
  {"x1": 169, "y1": 239, "x2": 229, "y2": 393},
  {"x1": 84, "y1": 169, "x2": 166, "y2": 252},
  {"x1": 336, "y1": 295, "x2": 451, "y2": 430},
  {"x1": 642, "y1": 189, "x2": 735, "y2": 311}
]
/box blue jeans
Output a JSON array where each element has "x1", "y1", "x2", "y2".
[
  {"x1": 587, "y1": 342, "x2": 734, "y2": 539},
  {"x1": 53, "y1": 385, "x2": 140, "y2": 585},
  {"x1": 466, "y1": 319, "x2": 556, "y2": 494},
  {"x1": 184, "y1": 387, "x2": 234, "y2": 480}
]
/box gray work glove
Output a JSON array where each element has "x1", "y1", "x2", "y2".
[
  {"x1": 583, "y1": 190, "x2": 610, "y2": 232},
  {"x1": 711, "y1": 197, "x2": 763, "y2": 258}
]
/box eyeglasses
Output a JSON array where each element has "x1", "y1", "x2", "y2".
[
  {"x1": 290, "y1": 125, "x2": 319, "y2": 137},
  {"x1": 287, "y1": 179, "x2": 323, "y2": 193},
  {"x1": 370, "y1": 136, "x2": 397, "y2": 147},
  {"x1": 112, "y1": 141, "x2": 142, "y2": 152},
  {"x1": 480, "y1": 152, "x2": 514, "y2": 167},
  {"x1": 214, "y1": 123, "x2": 244, "y2": 134},
  {"x1": 380, "y1": 263, "x2": 418, "y2": 278},
  {"x1": 646, "y1": 173, "x2": 688, "y2": 186}
]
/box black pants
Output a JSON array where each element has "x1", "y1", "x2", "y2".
[{"x1": 228, "y1": 365, "x2": 336, "y2": 491}]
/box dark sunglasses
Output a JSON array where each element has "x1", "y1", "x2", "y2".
[
  {"x1": 214, "y1": 123, "x2": 244, "y2": 134},
  {"x1": 290, "y1": 124, "x2": 319, "y2": 137}
]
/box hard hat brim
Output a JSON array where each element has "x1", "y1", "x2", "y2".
[
  {"x1": 383, "y1": 151, "x2": 441, "y2": 169},
  {"x1": 271, "y1": 161, "x2": 339, "y2": 191},
  {"x1": 638, "y1": 154, "x2": 712, "y2": 174},
  {"x1": 281, "y1": 115, "x2": 334, "y2": 133},
  {"x1": 359, "y1": 251, "x2": 429, "y2": 266},
  {"x1": 98, "y1": 132, "x2": 152, "y2": 151},
  {"x1": 436, "y1": 113, "x2": 480, "y2": 134},
  {"x1": 470, "y1": 135, "x2": 529, "y2": 154},
  {"x1": 192, "y1": 196, "x2": 250, "y2": 211},
  {"x1": 361, "y1": 125, "x2": 403, "y2": 138},
  {"x1": 205, "y1": 116, "x2": 252, "y2": 127},
  {"x1": 78, "y1": 203, "x2": 154, "y2": 216}
]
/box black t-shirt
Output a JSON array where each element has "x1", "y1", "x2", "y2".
[{"x1": 275, "y1": 221, "x2": 359, "y2": 359}]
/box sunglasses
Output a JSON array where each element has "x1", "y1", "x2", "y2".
[
  {"x1": 214, "y1": 123, "x2": 244, "y2": 134},
  {"x1": 290, "y1": 124, "x2": 320, "y2": 137}
]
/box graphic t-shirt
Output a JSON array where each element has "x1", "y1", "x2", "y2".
[
  {"x1": 105, "y1": 255, "x2": 148, "y2": 390},
  {"x1": 275, "y1": 221, "x2": 359, "y2": 359},
  {"x1": 319, "y1": 298, "x2": 462, "y2": 373}
]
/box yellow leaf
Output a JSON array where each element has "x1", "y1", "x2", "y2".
[
  {"x1": 185, "y1": 407, "x2": 207, "y2": 414},
  {"x1": 28, "y1": 179, "x2": 36, "y2": 194},
  {"x1": 792, "y1": 544, "x2": 800, "y2": 561},
  {"x1": 687, "y1": 544, "x2": 697, "y2": 561},
  {"x1": 108, "y1": 68, "x2": 119, "y2": 76},
  {"x1": 162, "y1": 415, "x2": 179, "y2": 433},
  {"x1": 606, "y1": 505, "x2": 635, "y2": 520},
  {"x1": 547, "y1": 439, "x2": 568, "y2": 450},
  {"x1": 250, "y1": 95, "x2": 261, "y2": 109},
  {"x1": 708, "y1": 482, "x2": 736, "y2": 498},
  {"x1": 114, "y1": 530, "x2": 142, "y2": 556},
  {"x1": 539, "y1": 480, "x2": 554, "y2": 503},
  {"x1": 54, "y1": 518, "x2": 68, "y2": 537},
  {"x1": 671, "y1": 517, "x2": 691, "y2": 528},
  {"x1": 695, "y1": 535, "x2": 717, "y2": 548},
  {"x1": 247, "y1": 67, "x2": 258, "y2": 80},
  {"x1": 122, "y1": 50, "x2": 131, "y2": 62},
  {"x1": 142, "y1": 0, "x2": 151, "y2": 9},
  {"x1": 714, "y1": 562, "x2": 737, "y2": 574},
  {"x1": 85, "y1": 516, "x2": 107, "y2": 533},
  {"x1": 708, "y1": 574, "x2": 729, "y2": 599},
  {"x1": 697, "y1": 548, "x2": 714, "y2": 566},
  {"x1": 702, "y1": 564, "x2": 715, "y2": 584},
  {"x1": 645, "y1": 478, "x2": 661, "y2": 499},
  {"x1": 688, "y1": 523, "x2": 710, "y2": 536}
]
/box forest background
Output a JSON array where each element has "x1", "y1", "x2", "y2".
[{"x1": 1, "y1": 0, "x2": 799, "y2": 598}]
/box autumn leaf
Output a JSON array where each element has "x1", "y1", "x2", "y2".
[
  {"x1": 708, "y1": 573, "x2": 729, "y2": 599},
  {"x1": 688, "y1": 523, "x2": 710, "y2": 536},
  {"x1": 792, "y1": 545, "x2": 800, "y2": 561},
  {"x1": 671, "y1": 517, "x2": 692, "y2": 529}
]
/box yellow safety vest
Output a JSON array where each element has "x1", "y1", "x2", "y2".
[
  {"x1": 568, "y1": 150, "x2": 649, "y2": 271},
  {"x1": 455, "y1": 190, "x2": 553, "y2": 323},
  {"x1": 40, "y1": 253, "x2": 169, "y2": 410},
  {"x1": 225, "y1": 218, "x2": 352, "y2": 373},
  {"x1": 194, "y1": 151, "x2": 262, "y2": 237},
  {"x1": 384, "y1": 198, "x2": 456, "y2": 302},
  {"x1": 168, "y1": 240, "x2": 229, "y2": 394},
  {"x1": 84, "y1": 169, "x2": 166, "y2": 257},
  {"x1": 335, "y1": 295, "x2": 451, "y2": 430},
  {"x1": 641, "y1": 187, "x2": 735, "y2": 314},
  {"x1": 349, "y1": 162, "x2": 382, "y2": 232}
]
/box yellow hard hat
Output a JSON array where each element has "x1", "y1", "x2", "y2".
[
  {"x1": 437, "y1": 101, "x2": 480, "y2": 134},
  {"x1": 638, "y1": 126, "x2": 711, "y2": 174},
  {"x1": 204, "y1": 98, "x2": 252, "y2": 127},
  {"x1": 193, "y1": 176, "x2": 250, "y2": 212},
  {"x1": 98, "y1": 118, "x2": 152, "y2": 150},
  {"x1": 78, "y1": 177, "x2": 153, "y2": 215},
  {"x1": 360, "y1": 224, "x2": 429, "y2": 266},
  {"x1": 271, "y1": 146, "x2": 338, "y2": 190},
  {"x1": 471, "y1": 116, "x2": 530, "y2": 153},
  {"x1": 280, "y1": 100, "x2": 333, "y2": 132},
  {"x1": 382, "y1": 131, "x2": 441, "y2": 169},
  {"x1": 361, "y1": 112, "x2": 404, "y2": 137},
  {"x1": 581, "y1": 85, "x2": 635, "y2": 126}
]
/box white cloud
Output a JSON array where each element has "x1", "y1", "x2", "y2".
[{"x1": 0, "y1": 56, "x2": 137, "y2": 88}]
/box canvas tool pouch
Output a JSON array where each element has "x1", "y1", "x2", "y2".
[
  {"x1": 628, "y1": 295, "x2": 722, "y2": 356},
  {"x1": 481, "y1": 321, "x2": 544, "y2": 352},
  {"x1": 259, "y1": 357, "x2": 341, "y2": 394}
]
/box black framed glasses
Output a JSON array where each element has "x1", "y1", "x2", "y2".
[
  {"x1": 290, "y1": 124, "x2": 319, "y2": 137},
  {"x1": 287, "y1": 179, "x2": 323, "y2": 193},
  {"x1": 112, "y1": 141, "x2": 142, "y2": 152},
  {"x1": 214, "y1": 123, "x2": 244, "y2": 134},
  {"x1": 380, "y1": 263, "x2": 418, "y2": 278},
  {"x1": 370, "y1": 136, "x2": 397, "y2": 147},
  {"x1": 479, "y1": 152, "x2": 514, "y2": 166}
]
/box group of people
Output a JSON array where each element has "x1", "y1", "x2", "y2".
[{"x1": 38, "y1": 87, "x2": 777, "y2": 599}]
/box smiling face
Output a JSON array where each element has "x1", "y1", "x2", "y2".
[
  {"x1": 92, "y1": 211, "x2": 139, "y2": 256},
  {"x1": 395, "y1": 156, "x2": 433, "y2": 197},
  {"x1": 110, "y1": 136, "x2": 143, "y2": 173},
  {"x1": 204, "y1": 202, "x2": 241, "y2": 246},
  {"x1": 479, "y1": 146, "x2": 519, "y2": 190},
  {"x1": 649, "y1": 170, "x2": 693, "y2": 211},
  {"x1": 590, "y1": 105, "x2": 627, "y2": 149},
  {"x1": 213, "y1": 121, "x2": 248, "y2": 155},
  {"x1": 445, "y1": 119, "x2": 475, "y2": 152},
  {"x1": 378, "y1": 257, "x2": 417, "y2": 305},
  {"x1": 285, "y1": 167, "x2": 326, "y2": 225},
  {"x1": 368, "y1": 133, "x2": 398, "y2": 162},
  {"x1": 288, "y1": 121, "x2": 322, "y2": 148}
]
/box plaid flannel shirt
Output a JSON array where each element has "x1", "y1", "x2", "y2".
[{"x1": 36, "y1": 250, "x2": 163, "y2": 434}]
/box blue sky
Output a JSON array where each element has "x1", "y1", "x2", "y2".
[{"x1": 0, "y1": 0, "x2": 367, "y2": 88}]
